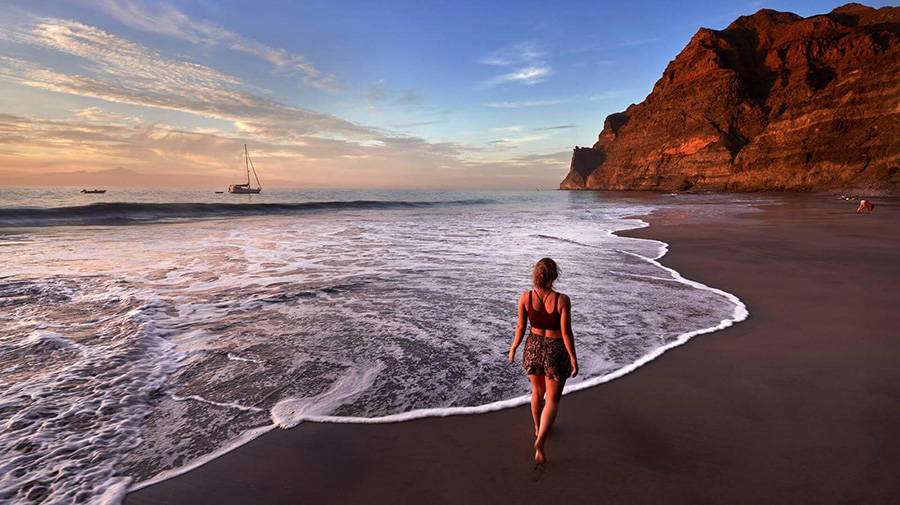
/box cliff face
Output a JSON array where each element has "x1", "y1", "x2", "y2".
[{"x1": 560, "y1": 3, "x2": 900, "y2": 194}]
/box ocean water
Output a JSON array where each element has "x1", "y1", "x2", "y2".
[{"x1": 0, "y1": 188, "x2": 748, "y2": 504}]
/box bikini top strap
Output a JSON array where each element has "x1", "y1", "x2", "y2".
[{"x1": 533, "y1": 289, "x2": 556, "y2": 311}]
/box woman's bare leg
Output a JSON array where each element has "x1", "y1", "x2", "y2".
[
  {"x1": 534, "y1": 377, "x2": 565, "y2": 464},
  {"x1": 528, "y1": 375, "x2": 546, "y2": 436}
]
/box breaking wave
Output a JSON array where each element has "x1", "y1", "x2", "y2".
[
  {"x1": 0, "y1": 199, "x2": 496, "y2": 228},
  {"x1": 0, "y1": 189, "x2": 751, "y2": 504}
]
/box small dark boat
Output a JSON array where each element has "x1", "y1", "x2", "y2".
[
  {"x1": 214, "y1": 191, "x2": 224, "y2": 194},
  {"x1": 81, "y1": 189, "x2": 106, "y2": 194}
]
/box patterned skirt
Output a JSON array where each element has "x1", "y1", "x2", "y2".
[{"x1": 522, "y1": 332, "x2": 572, "y2": 381}]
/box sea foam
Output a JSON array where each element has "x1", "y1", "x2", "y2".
[{"x1": 0, "y1": 191, "x2": 749, "y2": 504}]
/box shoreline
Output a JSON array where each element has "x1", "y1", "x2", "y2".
[
  {"x1": 127, "y1": 194, "x2": 900, "y2": 504},
  {"x1": 128, "y1": 202, "x2": 750, "y2": 493}
]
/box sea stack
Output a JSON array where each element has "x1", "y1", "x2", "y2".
[{"x1": 559, "y1": 3, "x2": 900, "y2": 194}]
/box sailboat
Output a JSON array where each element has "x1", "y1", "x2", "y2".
[{"x1": 228, "y1": 144, "x2": 262, "y2": 194}]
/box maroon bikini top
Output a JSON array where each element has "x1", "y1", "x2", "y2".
[{"x1": 527, "y1": 290, "x2": 561, "y2": 331}]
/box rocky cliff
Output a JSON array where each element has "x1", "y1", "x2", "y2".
[{"x1": 560, "y1": 3, "x2": 900, "y2": 194}]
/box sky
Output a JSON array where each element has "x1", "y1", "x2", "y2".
[{"x1": 0, "y1": 0, "x2": 890, "y2": 189}]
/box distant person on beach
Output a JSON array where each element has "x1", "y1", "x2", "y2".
[
  {"x1": 857, "y1": 199, "x2": 875, "y2": 213},
  {"x1": 508, "y1": 258, "x2": 578, "y2": 469}
]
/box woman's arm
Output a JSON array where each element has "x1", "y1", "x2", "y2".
[
  {"x1": 560, "y1": 294, "x2": 578, "y2": 377},
  {"x1": 509, "y1": 292, "x2": 528, "y2": 362}
]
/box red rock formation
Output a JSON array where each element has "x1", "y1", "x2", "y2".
[{"x1": 560, "y1": 3, "x2": 900, "y2": 194}]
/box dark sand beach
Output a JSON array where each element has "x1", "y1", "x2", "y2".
[{"x1": 127, "y1": 195, "x2": 900, "y2": 505}]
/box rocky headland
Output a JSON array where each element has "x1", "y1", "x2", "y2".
[{"x1": 560, "y1": 3, "x2": 900, "y2": 194}]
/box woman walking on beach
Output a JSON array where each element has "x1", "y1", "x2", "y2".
[{"x1": 509, "y1": 258, "x2": 578, "y2": 467}]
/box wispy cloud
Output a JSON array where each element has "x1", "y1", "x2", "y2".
[
  {"x1": 365, "y1": 79, "x2": 423, "y2": 111},
  {"x1": 485, "y1": 98, "x2": 572, "y2": 108},
  {"x1": 481, "y1": 41, "x2": 545, "y2": 66},
  {"x1": 532, "y1": 125, "x2": 577, "y2": 131},
  {"x1": 589, "y1": 90, "x2": 626, "y2": 101},
  {"x1": 74, "y1": 106, "x2": 140, "y2": 124},
  {"x1": 480, "y1": 41, "x2": 552, "y2": 87},
  {"x1": 395, "y1": 89, "x2": 420, "y2": 105},
  {"x1": 0, "y1": 112, "x2": 247, "y2": 170},
  {"x1": 0, "y1": 17, "x2": 576, "y2": 189},
  {"x1": 365, "y1": 79, "x2": 390, "y2": 104},
  {"x1": 483, "y1": 66, "x2": 551, "y2": 87},
  {"x1": 86, "y1": 0, "x2": 335, "y2": 89},
  {"x1": 3, "y1": 18, "x2": 239, "y2": 86},
  {"x1": 0, "y1": 20, "x2": 369, "y2": 141},
  {"x1": 465, "y1": 149, "x2": 570, "y2": 167},
  {"x1": 389, "y1": 120, "x2": 443, "y2": 128},
  {"x1": 0, "y1": 111, "x2": 573, "y2": 189},
  {"x1": 486, "y1": 134, "x2": 549, "y2": 149}
]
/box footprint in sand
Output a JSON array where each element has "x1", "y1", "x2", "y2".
[{"x1": 531, "y1": 462, "x2": 546, "y2": 483}]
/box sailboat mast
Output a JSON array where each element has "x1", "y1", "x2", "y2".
[
  {"x1": 248, "y1": 149, "x2": 262, "y2": 189},
  {"x1": 244, "y1": 144, "x2": 250, "y2": 185}
]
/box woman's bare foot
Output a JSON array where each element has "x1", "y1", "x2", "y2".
[
  {"x1": 534, "y1": 440, "x2": 546, "y2": 465},
  {"x1": 531, "y1": 439, "x2": 547, "y2": 482}
]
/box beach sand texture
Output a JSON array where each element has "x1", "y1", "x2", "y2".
[{"x1": 127, "y1": 195, "x2": 900, "y2": 505}]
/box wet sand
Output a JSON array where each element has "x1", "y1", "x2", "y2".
[{"x1": 127, "y1": 195, "x2": 900, "y2": 505}]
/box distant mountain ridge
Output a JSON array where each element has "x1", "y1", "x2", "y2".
[{"x1": 560, "y1": 3, "x2": 900, "y2": 194}]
